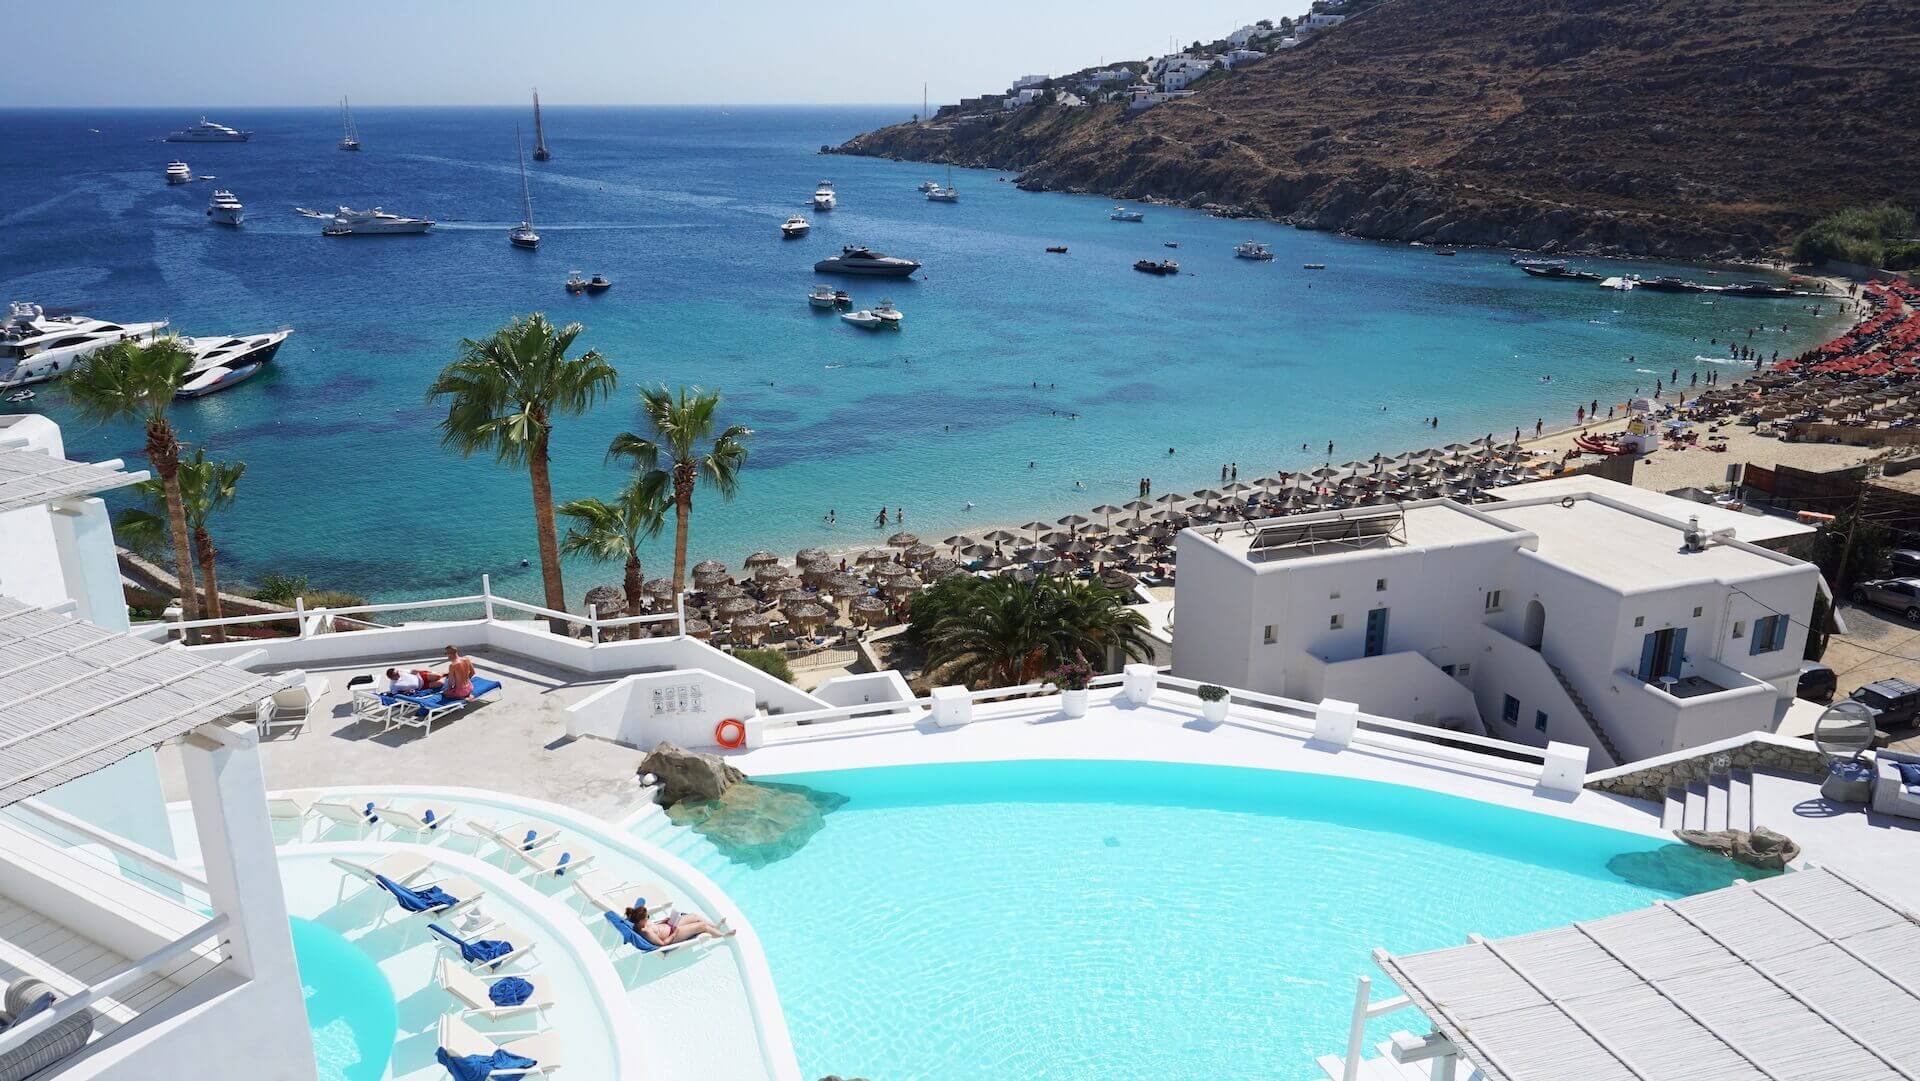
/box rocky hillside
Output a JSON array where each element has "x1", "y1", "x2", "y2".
[{"x1": 832, "y1": 0, "x2": 1919, "y2": 259}]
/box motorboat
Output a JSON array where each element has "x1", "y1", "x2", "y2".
[
  {"x1": 833, "y1": 290, "x2": 852, "y2": 307},
  {"x1": 1720, "y1": 280, "x2": 1795, "y2": 298},
  {"x1": 165, "y1": 161, "x2": 192, "y2": 185},
  {"x1": 1234, "y1": 241, "x2": 1273, "y2": 261},
  {"x1": 584, "y1": 274, "x2": 612, "y2": 293},
  {"x1": 1434, "y1": 249, "x2": 1458, "y2": 256},
  {"x1": 1598, "y1": 275, "x2": 1636, "y2": 291},
  {"x1": 926, "y1": 185, "x2": 958, "y2": 203},
  {"x1": 782, "y1": 216, "x2": 811, "y2": 238},
  {"x1": 1110, "y1": 207, "x2": 1144, "y2": 222},
  {"x1": 3, "y1": 390, "x2": 31, "y2": 404},
  {"x1": 1302, "y1": 263, "x2": 1326, "y2": 270},
  {"x1": 918, "y1": 180, "x2": 940, "y2": 192},
  {"x1": 566, "y1": 271, "x2": 588, "y2": 293},
  {"x1": 1133, "y1": 259, "x2": 1179, "y2": 275},
  {"x1": 1636, "y1": 276, "x2": 1708, "y2": 293},
  {"x1": 509, "y1": 128, "x2": 539, "y2": 248},
  {"x1": 1164, "y1": 241, "x2": 1179, "y2": 249},
  {"x1": 813, "y1": 180, "x2": 836, "y2": 210},
  {"x1": 808, "y1": 285, "x2": 839, "y2": 308},
  {"x1": 318, "y1": 207, "x2": 434, "y2": 235},
  {"x1": 531, "y1": 90, "x2": 552, "y2": 161},
  {"x1": 813, "y1": 245, "x2": 919, "y2": 277},
  {"x1": 339, "y1": 98, "x2": 361, "y2": 151},
  {"x1": 1045, "y1": 246, "x2": 1068, "y2": 254},
  {"x1": 0, "y1": 303, "x2": 169, "y2": 389},
  {"x1": 872, "y1": 299, "x2": 902, "y2": 326},
  {"x1": 840, "y1": 309, "x2": 884, "y2": 329},
  {"x1": 165, "y1": 118, "x2": 251, "y2": 143},
  {"x1": 206, "y1": 189, "x2": 244, "y2": 226},
  {"x1": 1520, "y1": 263, "x2": 1603, "y2": 282},
  {"x1": 175, "y1": 328, "x2": 291, "y2": 399}
]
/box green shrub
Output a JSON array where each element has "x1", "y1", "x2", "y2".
[
  {"x1": 1793, "y1": 204, "x2": 1916, "y2": 268},
  {"x1": 302, "y1": 589, "x2": 368, "y2": 611},
  {"x1": 251, "y1": 572, "x2": 308, "y2": 604},
  {"x1": 734, "y1": 648, "x2": 795, "y2": 684},
  {"x1": 1198, "y1": 684, "x2": 1229, "y2": 702}
]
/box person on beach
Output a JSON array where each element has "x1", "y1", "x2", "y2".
[
  {"x1": 624, "y1": 902, "x2": 733, "y2": 946},
  {"x1": 1231, "y1": 463, "x2": 1238, "y2": 481},
  {"x1": 895, "y1": 507, "x2": 903, "y2": 524},
  {"x1": 1221, "y1": 464, "x2": 1229, "y2": 483},
  {"x1": 387, "y1": 668, "x2": 443, "y2": 695},
  {"x1": 1534, "y1": 419, "x2": 1543, "y2": 438},
  {"x1": 876, "y1": 507, "x2": 888, "y2": 527},
  {"x1": 441, "y1": 646, "x2": 475, "y2": 701},
  {"x1": 1576, "y1": 406, "x2": 1585, "y2": 423},
  {"x1": 1327, "y1": 440, "x2": 1334, "y2": 456}
]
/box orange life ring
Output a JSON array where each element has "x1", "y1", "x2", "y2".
[{"x1": 714, "y1": 718, "x2": 747, "y2": 749}]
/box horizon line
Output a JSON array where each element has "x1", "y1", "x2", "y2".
[{"x1": 3, "y1": 102, "x2": 926, "y2": 111}]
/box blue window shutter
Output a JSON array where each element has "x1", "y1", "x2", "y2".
[
  {"x1": 1638, "y1": 632, "x2": 1660, "y2": 681},
  {"x1": 1749, "y1": 617, "x2": 1767, "y2": 656},
  {"x1": 1772, "y1": 614, "x2": 1789, "y2": 652},
  {"x1": 1667, "y1": 628, "x2": 1688, "y2": 675}
]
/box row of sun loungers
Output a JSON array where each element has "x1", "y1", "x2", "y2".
[{"x1": 349, "y1": 676, "x2": 503, "y2": 737}]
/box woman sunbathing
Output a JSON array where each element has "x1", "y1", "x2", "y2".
[{"x1": 624, "y1": 903, "x2": 734, "y2": 946}]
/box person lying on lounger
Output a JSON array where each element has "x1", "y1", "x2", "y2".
[
  {"x1": 624, "y1": 902, "x2": 734, "y2": 945},
  {"x1": 387, "y1": 668, "x2": 445, "y2": 695}
]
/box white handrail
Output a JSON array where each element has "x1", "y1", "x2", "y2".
[
  {"x1": 0, "y1": 913, "x2": 229, "y2": 1055},
  {"x1": 1342, "y1": 975, "x2": 1415, "y2": 1081},
  {"x1": 14, "y1": 799, "x2": 210, "y2": 892}
]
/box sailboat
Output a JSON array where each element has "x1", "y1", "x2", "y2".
[
  {"x1": 531, "y1": 89, "x2": 552, "y2": 161},
  {"x1": 926, "y1": 164, "x2": 958, "y2": 202},
  {"x1": 509, "y1": 128, "x2": 539, "y2": 249},
  {"x1": 338, "y1": 97, "x2": 360, "y2": 151}
]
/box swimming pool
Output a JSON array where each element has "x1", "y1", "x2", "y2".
[
  {"x1": 701, "y1": 759, "x2": 1767, "y2": 1080},
  {"x1": 289, "y1": 917, "x2": 398, "y2": 1081}
]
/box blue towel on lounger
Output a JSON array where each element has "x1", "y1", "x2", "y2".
[
  {"x1": 376, "y1": 873, "x2": 456, "y2": 913},
  {"x1": 488, "y1": 975, "x2": 534, "y2": 1007},
  {"x1": 603, "y1": 910, "x2": 661, "y2": 953},
  {"x1": 429, "y1": 923, "x2": 515, "y2": 968},
  {"x1": 435, "y1": 1047, "x2": 537, "y2": 1081}
]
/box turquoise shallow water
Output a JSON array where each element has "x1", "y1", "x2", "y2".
[
  {"x1": 1, "y1": 106, "x2": 1846, "y2": 602},
  {"x1": 707, "y1": 760, "x2": 1766, "y2": 1081},
  {"x1": 290, "y1": 917, "x2": 397, "y2": 1081}
]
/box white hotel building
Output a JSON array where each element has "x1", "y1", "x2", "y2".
[{"x1": 1173, "y1": 478, "x2": 1820, "y2": 765}]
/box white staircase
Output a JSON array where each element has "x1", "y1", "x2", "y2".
[
  {"x1": 1660, "y1": 767, "x2": 1754, "y2": 834},
  {"x1": 624, "y1": 801, "x2": 738, "y2": 884}
]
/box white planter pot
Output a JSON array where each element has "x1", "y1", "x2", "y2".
[
  {"x1": 1200, "y1": 698, "x2": 1229, "y2": 724},
  {"x1": 1061, "y1": 688, "x2": 1089, "y2": 718}
]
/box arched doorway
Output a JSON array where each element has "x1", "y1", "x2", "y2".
[{"x1": 1522, "y1": 599, "x2": 1546, "y2": 650}]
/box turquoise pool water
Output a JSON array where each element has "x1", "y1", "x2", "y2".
[
  {"x1": 707, "y1": 760, "x2": 1766, "y2": 1080},
  {"x1": 289, "y1": 917, "x2": 398, "y2": 1081}
]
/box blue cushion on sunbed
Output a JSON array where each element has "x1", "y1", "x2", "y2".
[
  {"x1": 603, "y1": 910, "x2": 660, "y2": 953},
  {"x1": 1896, "y1": 762, "x2": 1920, "y2": 787},
  {"x1": 489, "y1": 976, "x2": 534, "y2": 1007},
  {"x1": 377, "y1": 874, "x2": 456, "y2": 913},
  {"x1": 435, "y1": 1047, "x2": 537, "y2": 1081},
  {"x1": 428, "y1": 923, "x2": 515, "y2": 969},
  {"x1": 381, "y1": 677, "x2": 503, "y2": 717}
]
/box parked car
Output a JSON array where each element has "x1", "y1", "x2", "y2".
[
  {"x1": 1850, "y1": 577, "x2": 1920, "y2": 621},
  {"x1": 1797, "y1": 662, "x2": 1837, "y2": 703},
  {"x1": 1849, "y1": 677, "x2": 1920, "y2": 729},
  {"x1": 1891, "y1": 549, "x2": 1920, "y2": 576}
]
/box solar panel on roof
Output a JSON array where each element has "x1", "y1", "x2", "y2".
[{"x1": 1248, "y1": 508, "x2": 1403, "y2": 555}]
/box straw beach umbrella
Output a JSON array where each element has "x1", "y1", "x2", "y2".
[
  {"x1": 984, "y1": 529, "x2": 1020, "y2": 545},
  {"x1": 644, "y1": 576, "x2": 676, "y2": 602},
  {"x1": 857, "y1": 548, "x2": 893, "y2": 566},
  {"x1": 790, "y1": 601, "x2": 831, "y2": 631},
  {"x1": 851, "y1": 595, "x2": 887, "y2": 625},
  {"x1": 753, "y1": 563, "x2": 789, "y2": 584},
  {"x1": 717, "y1": 596, "x2": 757, "y2": 622},
  {"x1": 732, "y1": 610, "x2": 769, "y2": 643},
  {"x1": 922, "y1": 557, "x2": 962, "y2": 581},
  {"x1": 683, "y1": 618, "x2": 712, "y2": 639},
  {"x1": 871, "y1": 561, "x2": 911, "y2": 581},
  {"x1": 887, "y1": 531, "x2": 920, "y2": 548},
  {"x1": 1090, "y1": 504, "x2": 1124, "y2": 528},
  {"x1": 691, "y1": 559, "x2": 729, "y2": 585},
  {"x1": 1057, "y1": 513, "x2": 1092, "y2": 532},
  {"x1": 744, "y1": 550, "x2": 780, "y2": 569},
  {"x1": 794, "y1": 546, "x2": 830, "y2": 567}
]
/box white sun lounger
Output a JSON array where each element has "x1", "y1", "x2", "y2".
[
  {"x1": 570, "y1": 871, "x2": 674, "y2": 921},
  {"x1": 468, "y1": 819, "x2": 564, "y2": 859},
  {"x1": 350, "y1": 688, "x2": 405, "y2": 729},
  {"x1": 507, "y1": 840, "x2": 595, "y2": 880},
  {"x1": 373, "y1": 803, "x2": 458, "y2": 841},
  {"x1": 434, "y1": 957, "x2": 555, "y2": 1020},
  {"x1": 328, "y1": 851, "x2": 435, "y2": 893},
  {"x1": 311, "y1": 797, "x2": 380, "y2": 837},
  {"x1": 331, "y1": 856, "x2": 485, "y2": 925},
  {"x1": 429, "y1": 916, "x2": 539, "y2": 972},
  {"x1": 437, "y1": 1014, "x2": 563, "y2": 1078}
]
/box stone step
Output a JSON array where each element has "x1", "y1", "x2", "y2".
[
  {"x1": 1661, "y1": 786, "x2": 1687, "y2": 832},
  {"x1": 1727, "y1": 770, "x2": 1754, "y2": 833},
  {"x1": 1707, "y1": 773, "x2": 1731, "y2": 831},
  {"x1": 1683, "y1": 783, "x2": 1709, "y2": 832}
]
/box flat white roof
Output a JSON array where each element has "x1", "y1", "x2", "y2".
[
  {"x1": 1492, "y1": 476, "x2": 1813, "y2": 545},
  {"x1": 1482, "y1": 497, "x2": 1798, "y2": 591},
  {"x1": 1194, "y1": 502, "x2": 1515, "y2": 563}
]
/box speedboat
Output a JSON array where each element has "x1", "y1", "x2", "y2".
[
  {"x1": 1133, "y1": 259, "x2": 1179, "y2": 275},
  {"x1": 165, "y1": 161, "x2": 192, "y2": 185},
  {"x1": 1636, "y1": 276, "x2": 1708, "y2": 293},
  {"x1": 3, "y1": 390, "x2": 32, "y2": 404},
  {"x1": 833, "y1": 290, "x2": 852, "y2": 307},
  {"x1": 808, "y1": 285, "x2": 839, "y2": 308},
  {"x1": 165, "y1": 117, "x2": 251, "y2": 143},
  {"x1": 872, "y1": 299, "x2": 902, "y2": 326},
  {"x1": 840, "y1": 309, "x2": 883, "y2": 329},
  {"x1": 0, "y1": 303, "x2": 169, "y2": 389},
  {"x1": 565, "y1": 271, "x2": 588, "y2": 293},
  {"x1": 319, "y1": 207, "x2": 434, "y2": 235},
  {"x1": 1598, "y1": 276, "x2": 1636, "y2": 291},
  {"x1": 1234, "y1": 241, "x2": 1273, "y2": 261},
  {"x1": 813, "y1": 180, "x2": 836, "y2": 210},
  {"x1": 918, "y1": 180, "x2": 939, "y2": 192},
  {"x1": 1434, "y1": 249, "x2": 1458, "y2": 256},
  {"x1": 1302, "y1": 263, "x2": 1326, "y2": 270},
  {"x1": 926, "y1": 185, "x2": 958, "y2": 203},
  {"x1": 1110, "y1": 207, "x2": 1143, "y2": 222},
  {"x1": 813, "y1": 245, "x2": 920, "y2": 277},
  {"x1": 584, "y1": 274, "x2": 612, "y2": 293},
  {"x1": 1046, "y1": 245, "x2": 1068, "y2": 254},
  {"x1": 782, "y1": 216, "x2": 811, "y2": 238},
  {"x1": 175, "y1": 328, "x2": 291, "y2": 399},
  {"x1": 1721, "y1": 280, "x2": 1794, "y2": 298},
  {"x1": 206, "y1": 189, "x2": 244, "y2": 226}
]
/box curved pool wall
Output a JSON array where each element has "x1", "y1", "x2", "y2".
[
  {"x1": 289, "y1": 917, "x2": 398, "y2": 1081},
  {"x1": 707, "y1": 759, "x2": 1766, "y2": 1081}
]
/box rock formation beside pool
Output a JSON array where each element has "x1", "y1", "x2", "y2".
[
  {"x1": 1675, "y1": 825, "x2": 1801, "y2": 870},
  {"x1": 639, "y1": 742, "x2": 744, "y2": 806}
]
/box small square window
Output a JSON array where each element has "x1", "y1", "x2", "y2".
[
  {"x1": 1457, "y1": 663, "x2": 1472, "y2": 678},
  {"x1": 1535, "y1": 709, "x2": 1549, "y2": 732},
  {"x1": 1484, "y1": 590, "x2": 1503, "y2": 613},
  {"x1": 1330, "y1": 613, "x2": 1344, "y2": 630},
  {"x1": 1634, "y1": 615, "x2": 1645, "y2": 627},
  {"x1": 1263, "y1": 624, "x2": 1276, "y2": 644},
  {"x1": 1501, "y1": 694, "x2": 1519, "y2": 725},
  {"x1": 1692, "y1": 606, "x2": 1703, "y2": 618},
  {"x1": 1375, "y1": 578, "x2": 1388, "y2": 592},
  {"x1": 1732, "y1": 620, "x2": 1746, "y2": 639},
  {"x1": 1329, "y1": 588, "x2": 1341, "y2": 600}
]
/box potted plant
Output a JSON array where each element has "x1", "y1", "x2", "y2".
[
  {"x1": 1197, "y1": 683, "x2": 1230, "y2": 723},
  {"x1": 1047, "y1": 655, "x2": 1095, "y2": 718}
]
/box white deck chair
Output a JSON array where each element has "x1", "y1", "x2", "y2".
[
  {"x1": 312, "y1": 798, "x2": 380, "y2": 838},
  {"x1": 434, "y1": 957, "x2": 554, "y2": 1020},
  {"x1": 262, "y1": 672, "x2": 330, "y2": 738},
  {"x1": 331, "y1": 856, "x2": 485, "y2": 925},
  {"x1": 429, "y1": 916, "x2": 539, "y2": 972},
  {"x1": 505, "y1": 840, "x2": 595, "y2": 880},
  {"x1": 570, "y1": 871, "x2": 674, "y2": 920},
  {"x1": 436, "y1": 1014, "x2": 563, "y2": 1078},
  {"x1": 350, "y1": 688, "x2": 404, "y2": 730},
  {"x1": 374, "y1": 803, "x2": 458, "y2": 841},
  {"x1": 328, "y1": 852, "x2": 435, "y2": 894},
  {"x1": 266, "y1": 790, "x2": 317, "y2": 838},
  {"x1": 468, "y1": 819, "x2": 563, "y2": 861}
]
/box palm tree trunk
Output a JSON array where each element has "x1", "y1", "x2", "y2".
[
  {"x1": 149, "y1": 420, "x2": 201, "y2": 644},
  {"x1": 193, "y1": 527, "x2": 227, "y2": 644},
  {"x1": 670, "y1": 471, "x2": 693, "y2": 595},
  {"x1": 623, "y1": 555, "x2": 643, "y2": 618},
  {"x1": 526, "y1": 429, "x2": 569, "y2": 635}
]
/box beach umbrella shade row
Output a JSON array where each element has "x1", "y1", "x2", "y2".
[{"x1": 887, "y1": 531, "x2": 920, "y2": 548}]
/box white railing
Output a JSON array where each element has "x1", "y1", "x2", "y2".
[
  {"x1": 757, "y1": 672, "x2": 1132, "y2": 740},
  {"x1": 1341, "y1": 975, "x2": 1416, "y2": 1081},
  {"x1": 0, "y1": 913, "x2": 229, "y2": 1057},
  {"x1": 130, "y1": 574, "x2": 687, "y2": 643},
  {"x1": 12, "y1": 799, "x2": 210, "y2": 897}
]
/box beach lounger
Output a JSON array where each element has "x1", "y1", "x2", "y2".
[
  {"x1": 312, "y1": 798, "x2": 382, "y2": 838},
  {"x1": 332, "y1": 857, "x2": 485, "y2": 925},
  {"x1": 435, "y1": 1014, "x2": 563, "y2": 1079},
  {"x1": 374, "y1": 803, "x2": 458, "y2": 841},
  {"x1": 262, "y1": 671, "x2": 329, "y2": 739},
  {"x1": 434, "y1": 957, "x2": 554, "y2": 1021},
  {"x1": 504, "y1": 840, "x2": 594, "y2": 880},
  {"x1": 600, "y1": 910, "x2": 704, "y2": 960},
  {"x1": 266, "y1": 790, "x2": 317, "y2": 838},
  {"x1": 350, "y1": 688, "x2": 405, "y2": 730},
  {"x1": 380, "y1": 677, "x2": 503, "y2": 736},
  {"x1": 569, "y1": 871, "x2": 674, "y2": 921},
  {"x1": 467, "y1": 819, "x2": 564, "y2": 861},
  {"x1": 429, "y1": 918, "x2": 539, "y2": 972},
  {"x1": 329, "y1": 851, "x2": 436, "y2": 892}
]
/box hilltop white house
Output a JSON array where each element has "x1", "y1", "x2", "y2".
[{"x1": 1172, "y1": 478, "x2": 1821, "y2": 766}]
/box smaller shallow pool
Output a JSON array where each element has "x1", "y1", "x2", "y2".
[{"x1": 290, "y1": 917, "x2": 398, "y2": 1081}]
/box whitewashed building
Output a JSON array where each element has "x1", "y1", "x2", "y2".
[
  {"x1": 1172, "y1": 480, "x2": 1820, "y2": 766},
  {"x1": 1010, "y1": 74, "x2": 1049, "y2": 92},
  {"x1": 1221, "y1": 48, "x2": 1266, "y2": 69},
  {"x1": 1227, "y1": 24, "x2": 1270, "y2": 47}
]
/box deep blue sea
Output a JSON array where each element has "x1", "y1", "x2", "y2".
[{"x1": 0, "y1": 106, "x2": 1846, "y2": 603}]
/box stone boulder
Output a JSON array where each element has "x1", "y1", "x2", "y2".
[
  {"x1": 1674, "y1": 825, "x2": 1801, "y2": 871},
  {"x1": 638, "y1": 742, "x2": 743, "y2": 808},
  {"x1": 666, "y1": 779, "x2": 849, "y2": 869}
]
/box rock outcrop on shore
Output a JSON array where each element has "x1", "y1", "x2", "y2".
[{"x1": 831, "y1": 0, "x2": 1919, "y2": 259}]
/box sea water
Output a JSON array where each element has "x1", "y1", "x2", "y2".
[{"x1": 0, "y1": 106, "x2": 1848, "y2": 601}]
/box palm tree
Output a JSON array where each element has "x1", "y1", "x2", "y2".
[
  {"x1": 116, "y1": 449, "x2": 245, "y2": 643},
  {"x1": 607, "y1": 385, "x2": 751, "y2": 594},
  {"x1": 65, "y1": 338, "x2": 202, "y2": 634},
  {"x1": 557, "y1": 473, "x2": 669, "y2": 630},
  {"x1": 922, "y1": 574, "x2": 1153, "y2": 688},
  {"x1": 427, "y1": 314, "x2": 617, "y2": 629}
]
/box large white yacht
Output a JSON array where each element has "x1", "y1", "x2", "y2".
[
  {"x1": 165, "y1": 117, "x2": 252, "y2": 142},
  {"x1": 318, "y1": 207, "x2": 434, "y2": 236},
  {"x1": 813, "y1": 245, "x2": 920, "y2": 277},
  {"x1": 175, "y1": 328, "x2": 292, "y2": 399},
  {"x1": 0, "y1": 303, "x2": 169, "y2": 389},
  {"x1": 207, "y1": 189, "x2": 244, "y2": 226},
  {"x1": 165, "y1": 161, "x2": 193, "y2": 185},
  {"x1": 813, "y1": 180, "x2": 836, "y2": 210},
  {"x1": 781, "y1": 215, "x2": 811, "y2": 238}
]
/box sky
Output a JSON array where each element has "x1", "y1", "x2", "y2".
[{"x1": 4, "y1": 1, "x2": 1307, "y2": 108}]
